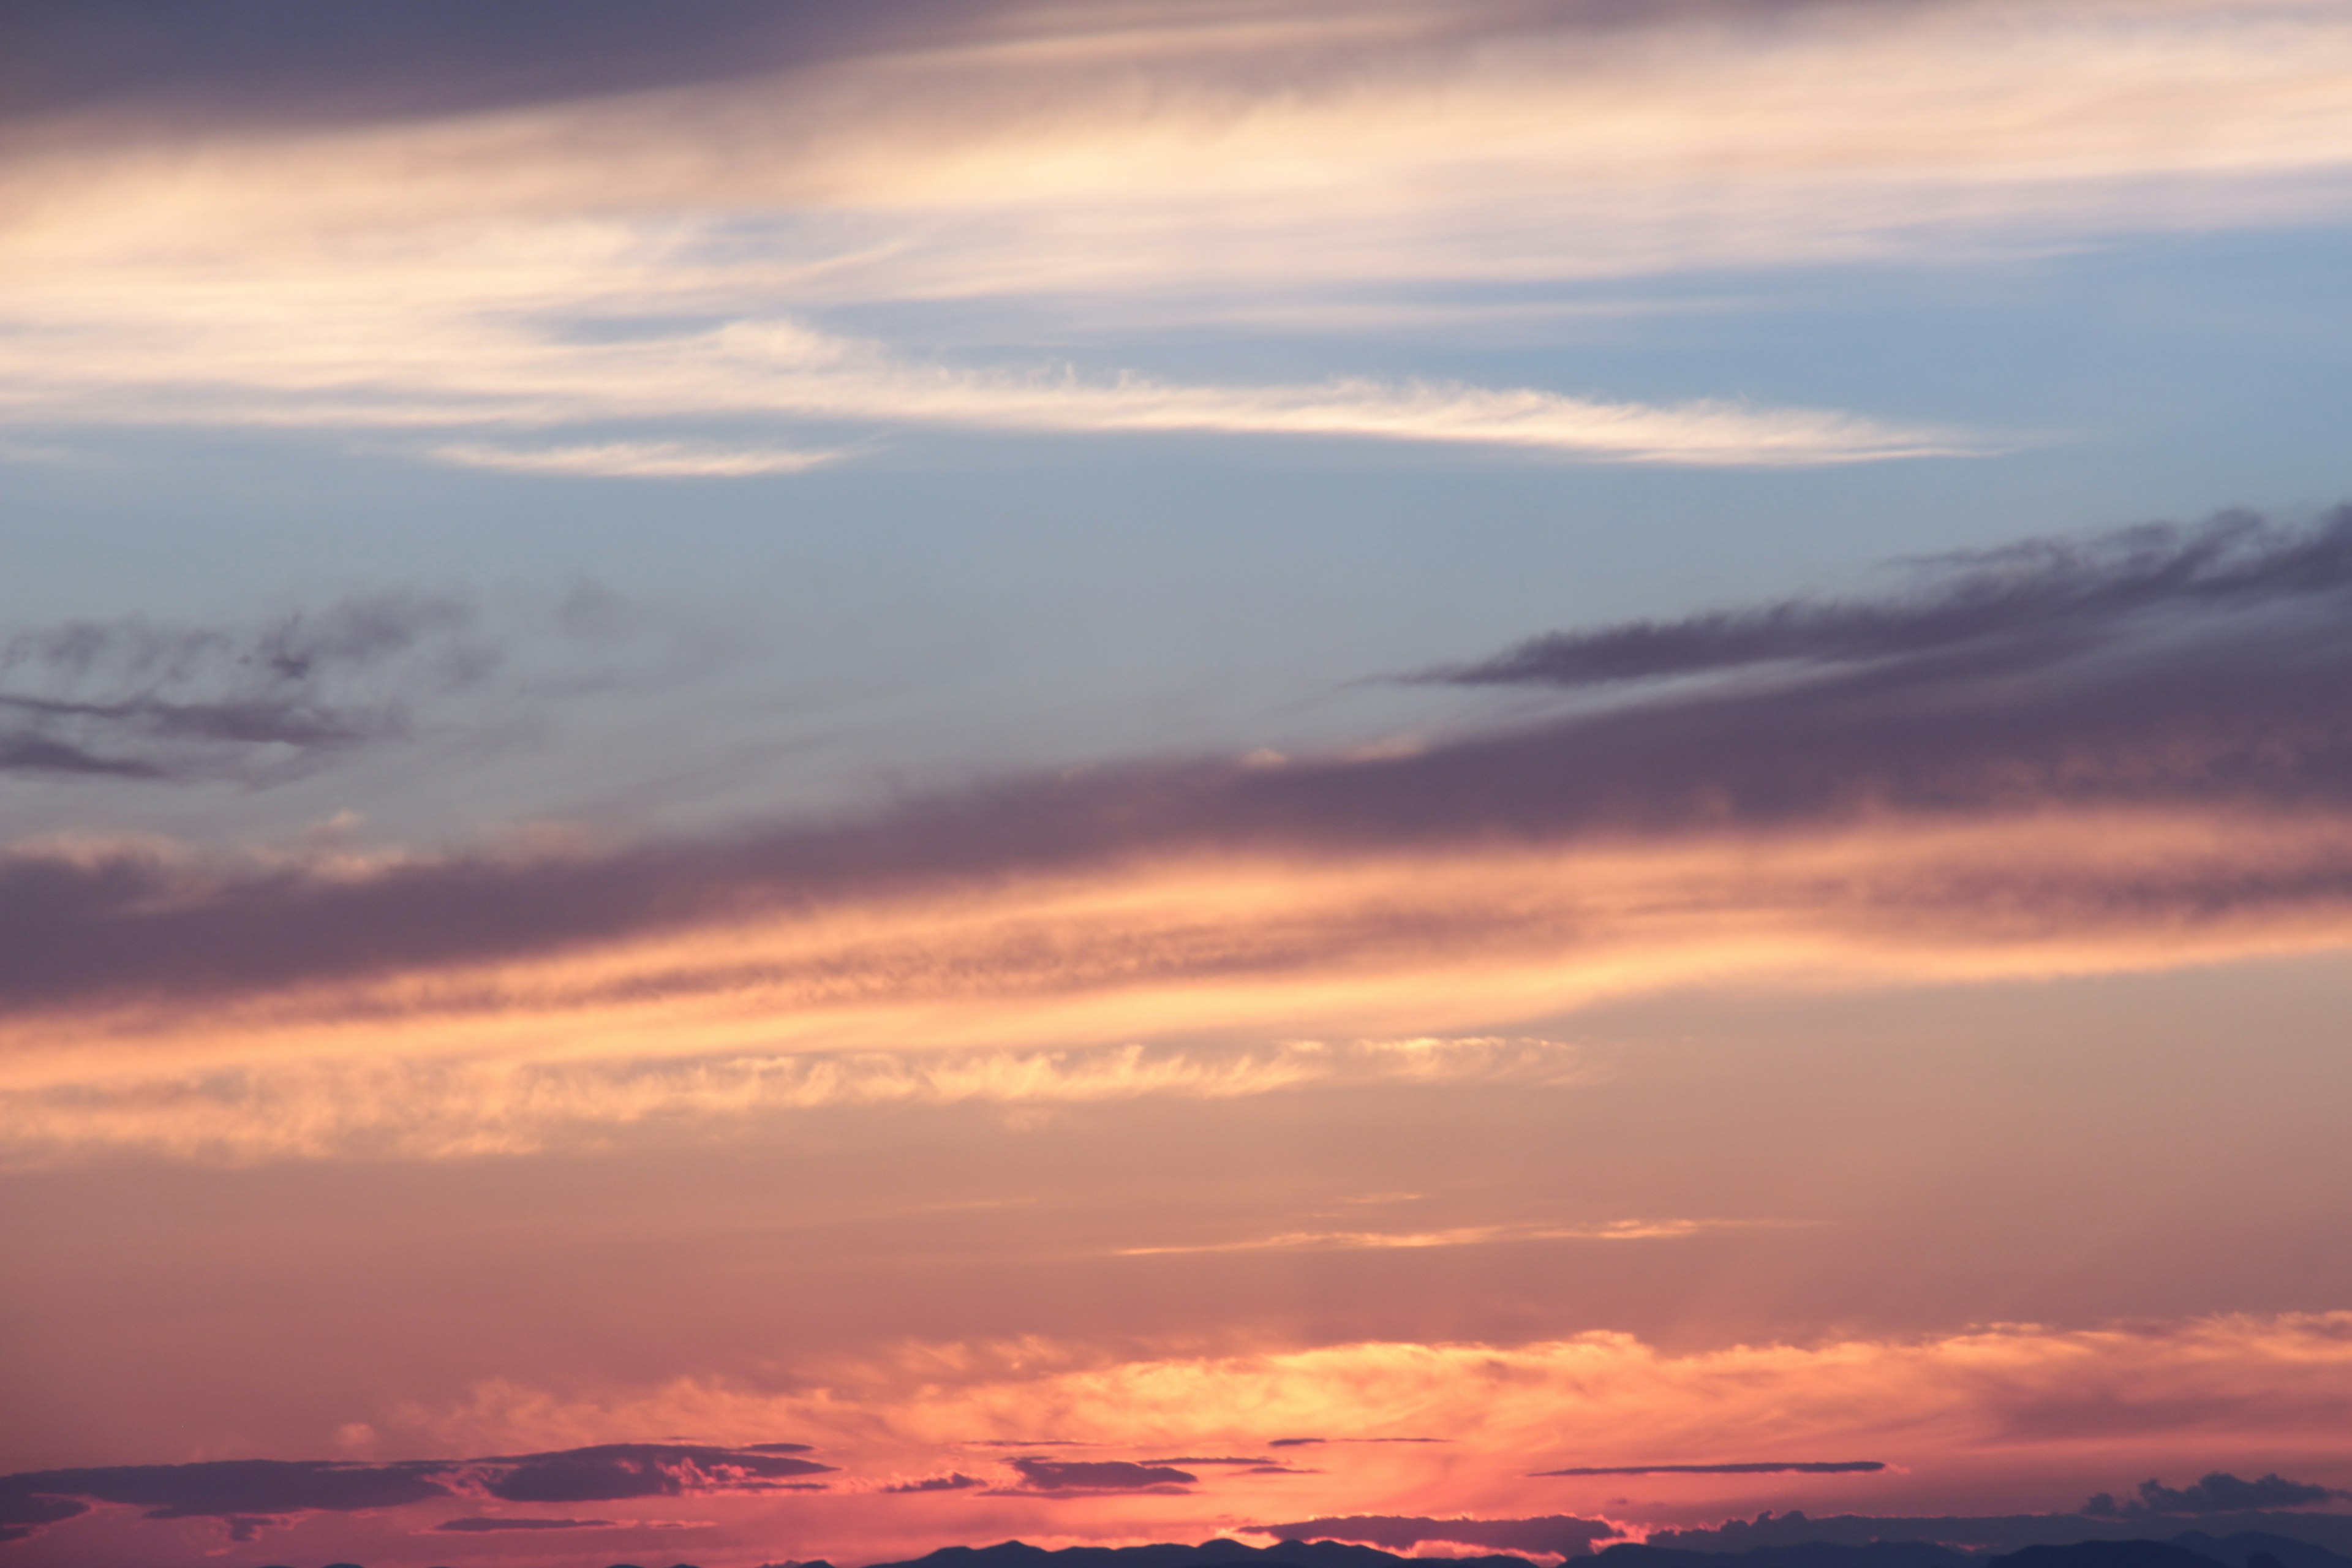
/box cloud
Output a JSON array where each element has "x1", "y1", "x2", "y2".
[
  {"x1": 12, "y1": 508, "x2": 2352, "y2": 1162},
  {"x1": 431, "y1": 1515, "x2": 617, "y2": 1531},
  {"x1": 0, "y1": 1440, "x2": 829, "y2": 1542},
  {"x1": 472, "y1": 1441, "x2": 832, "y2": 1501},
  {"x1": 6, "y1": 494, "x2": 2352, "y2": 1011},
  {"x1": 1425, "y1": 510, "x2": 2352, "y2": 690},
  {"x1": 1256, "y1": 1514, "x2": 1622, "y2": 1558},
  {"x1": 0, "y1": 0, "x2": 1004, "y2": 132},
  {"x1": 0, "y1": 1457, "x2": 452, "y2": 1523},
  {"x1": 428, "y1": 439, "x2": 848, "y2": 478},
  {"x1": 884, "y1": 1474, "x2": 985, "y2": 1493},
  {"x1": 3, "y1": 290, "x2": 1970, "y2": 467},
  {"x1": 2086, "y1": 1476, "x2": 2348, "y2": 1518},
  {"x1": 1006, "y1": 1458, "x2": 1199, "y2": 1493},
  {"x1": 371, "y1": 1313, "x2": 2352, "y2": 1568},
  {"x1": 1532, "y1": 1462, "x2": 1887, "y2": 1477},
  {"x1": 0, "y1": 1037, "x2": 1591, "y2": 1164},
  {"x1": 0, "y1": 591, "x2": 486, "y2": 783},
  {"x1": 1113, "y1": 1218, "x2": 1771, "y2": 1257},
  {"x1": 1150, "y1": 1458, "x2": 1283, "y2": 1467},
  {"x1": 0, "y1": 1491, "x2": 89, "y2": 1545}
]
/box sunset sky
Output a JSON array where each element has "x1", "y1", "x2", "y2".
[{"x1": 7, "y1": 3, "x2": 2352, "y2": 1566}]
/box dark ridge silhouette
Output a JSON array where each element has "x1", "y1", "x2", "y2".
[
  {"x1": 1996, "y1": 1544, "x2": 2228, "y2": 1568},
  {"x1": 1645, "y1": 1513, "x2": 2352, "y2": 1556},
  {"x1": 1591, "y1": 1542, "x2": 1967, "y2": 1568},
  {"x1": 2172, "y1": 1534, "x2": 2352, "y2": 1568}
]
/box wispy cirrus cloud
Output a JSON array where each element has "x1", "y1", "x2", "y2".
[
  {"x1": 48, "y1": 3, "x2": 2342, "y2": 466},
  {"x1": 1110, "y1": 1217, "x2": 1773, "y2": 1258},
  {"x1": 1532, "y1": 1460, "x2": 1887, "y2": 1477},
  {"x1": 0, "y1": 1037, "x2": 1592, "y2": 1166},
  {"x1": 428, "y1": 439, "x2": 849, "y2": 478}
]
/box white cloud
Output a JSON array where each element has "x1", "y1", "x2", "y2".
[{"x1": 428, "y1": 439, "x2": 849, "y2": 478}]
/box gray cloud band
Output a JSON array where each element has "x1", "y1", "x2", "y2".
[{"x1": 2, "y1": 508, "x2": 2351, "y2": 1013}]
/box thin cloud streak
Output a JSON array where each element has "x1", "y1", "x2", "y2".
[
  {"x1": 0, "y1": 1038, "x2": 1593, "y2": 1166},
  {"x1": 1532, "y1": 1460, "x2": 1888, "y2": 1477},
  {"x1": 1111, "y1": 1218, "x2": 1774, "y2": 1257},
  {"x1": 428, "y1": 439, "x2": 850, "y2": 478}
]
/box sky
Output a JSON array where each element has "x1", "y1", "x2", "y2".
[{"x1": 5, "y1": 1, "x2": 2352, "y2": 1564}]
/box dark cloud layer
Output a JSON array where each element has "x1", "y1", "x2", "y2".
[
  {"x1": 477, "y1": 1442, "x2": 830, "y2": 1502},
  {"x1": 1006, "y1": 1459, "x2": 1197, "y2": 1494},
  {"x1": 0, "y1": 0, "x2": 1012, "y2": 134},
  {"x1": 1261, "y1": 1513, "x2": 1621, "y2": 1556},
  {"x1": 1, "y1": 0, "x2": 1942, "y2": 138},
  {"x1": 2089, "y1": 1477, "x2": 2346, "y2": 1519},
  {"x1": 0, "y1": 1441, "x2": 829, "y2": 1545},
  {"x1": 1430, "y1": 510, "x2": 2352, "y2": 691},
  {"x1": 0, "y1": 591, "x2": 489, "y2": 783},
  {"x1": 4, "y1": 510, "x2": 2352, "y2": 1015},
  {"x1": 886, "y1": 1474, "x2": 985, "y2": 1494},
  {"x1": 1536, "y1": 1463, "x2": 1887, "y2": 1477}
]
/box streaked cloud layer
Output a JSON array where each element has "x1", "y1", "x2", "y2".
[
  {"x1": 7, "y1": 510, "x2": 2352, "y2": 1165},
  {"x1": 17, "y1": 0, "x2": 2352, "y2": 471},
  {"x1": 10, "y1": 6, "x2": 2352, "y2": 1568}
]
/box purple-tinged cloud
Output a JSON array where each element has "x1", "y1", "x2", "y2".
[
  {"x1": 0, "y1": 1439, "x2": 828, "y2": 1544},
  {"x1": 1006, "y1": 1458, "x2": 1197, "y2": 1493},
  {"x1": 886, "y1": 1474, "x2": 985, "y2": 1493},
  {"x1": 1534, "y1": 1461, "x2": 1886, "y2": 1477},
  {"x1": 0, "y1": 590, "x2": 488, "y2": 783},
  {"x1": 1148, "y1": 1458, "x2": 1281, "y2": 1467},
  {"x1": 0, "y1": 1491, "x2": 90, "y2": 1545},
  {"x1": 1427, "y1": 510, "x2": 2352, "y2": 690},
  {"x1": 431, "y1": 1515, "x2": 618, "y2": 1531},
  {"x1": 2086, "y1": 1476, "x2": 2346, "y2": 1518},
  {"x1": 1260, "y1": 1513, "x2": 1622, "y2": 1557},
  {"x1": 475, "y1": 1442, "x2": 831, "y2": 1501},
  {"x1": 6, "y1": 510, "x2": 2352, "y2": 1019}
]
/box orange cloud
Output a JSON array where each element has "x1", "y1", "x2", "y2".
[
  {"x1": 7, "y1": 805, "x2": 2352, "y2": 1163},
  {"x1": 360, "y1": 1311, "x2": 2352, "y2": 1563}
]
